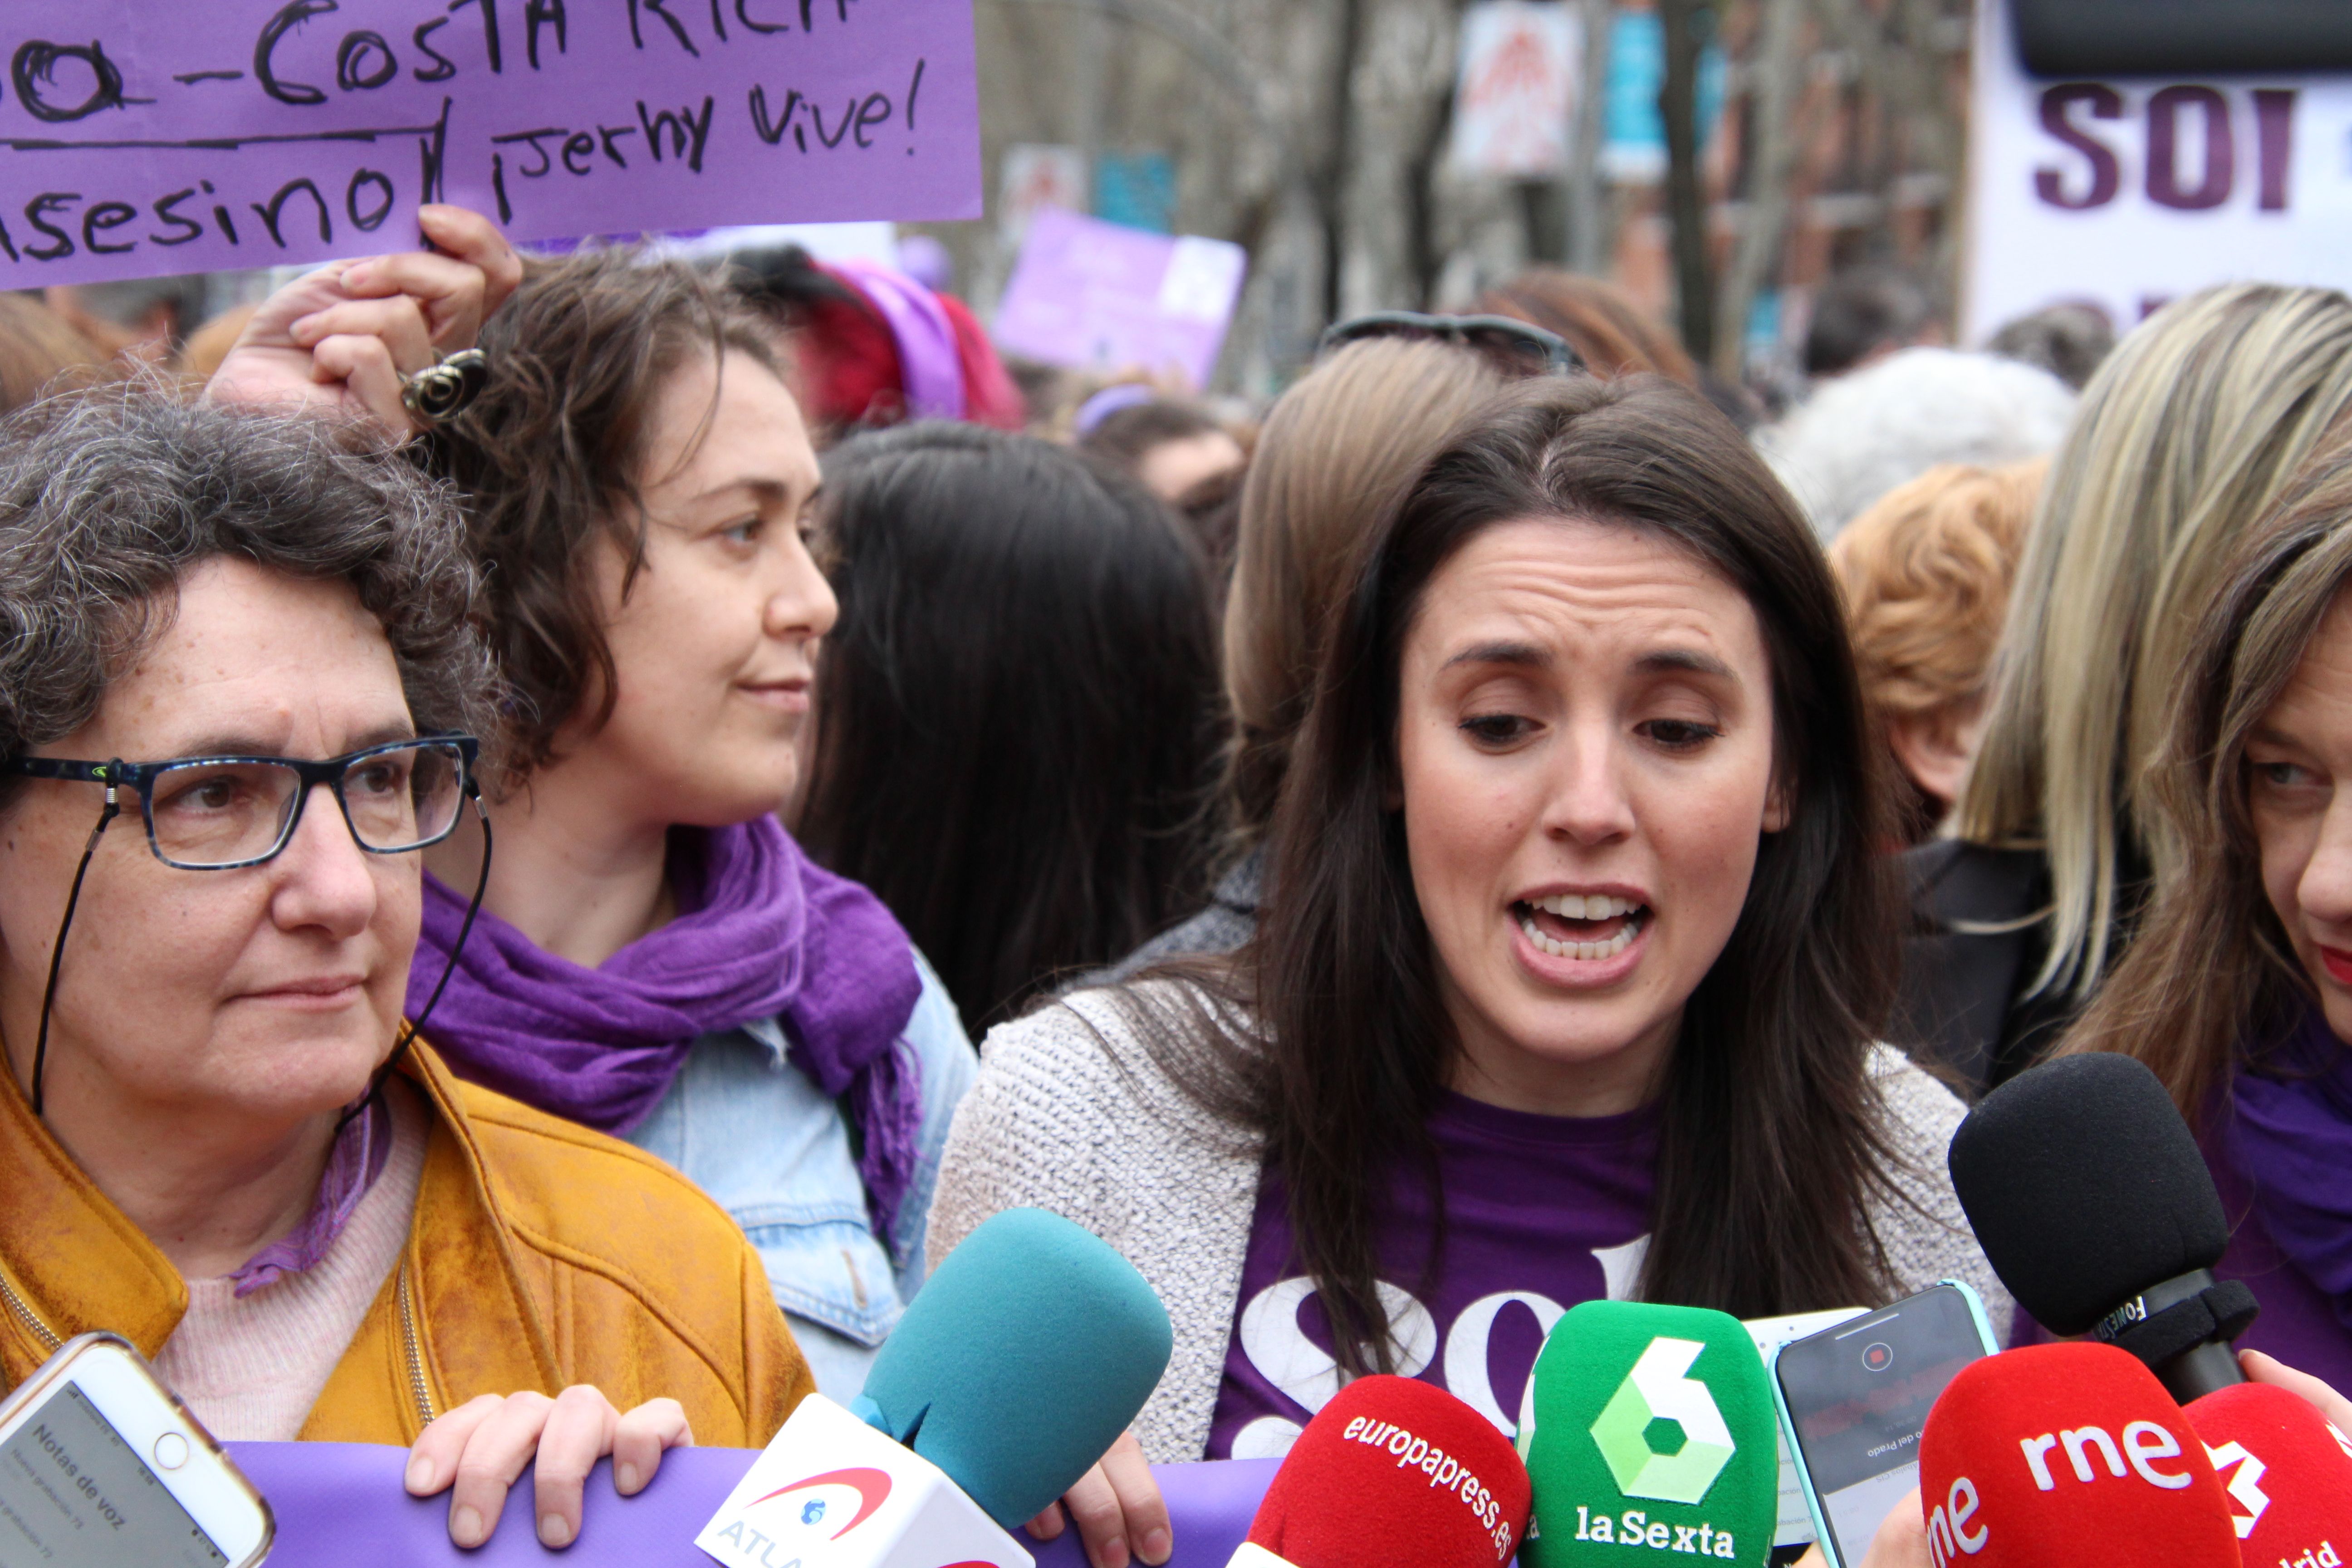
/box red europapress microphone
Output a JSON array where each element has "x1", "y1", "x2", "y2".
[
  {"x1": 1917, "y1": 1343, "x2": 2240, "y2": 1567},
  {"x1": 1225, "y1": 1375, "x2": 1531, "y2": 1568},
  {"x1": 2187, "y1": 1379, "x2": 2352, "y2": 1566}
]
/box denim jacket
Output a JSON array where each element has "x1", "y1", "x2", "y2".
[{"x1": 625, "y1": 953, "x2": 978, "y2": 1399}]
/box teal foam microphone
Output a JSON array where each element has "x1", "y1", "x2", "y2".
[
  {"x1": 1517, "y1": 1300, "x2": 1782, "y2": 1565},
  {"x1": 851, "y1": 1207, "x2": 1175, "y2": 1529}
]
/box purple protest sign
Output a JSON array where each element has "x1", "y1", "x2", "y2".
[
  {"x1": 226, "y1": 1442, "x2": 1277, "y2": 1566},
  {"x1": 990, "y1": 206, "x2": 1246, "y2": 392},
  {"x1": 0, "y1": 0, "x2": 980, "y2": 287}
]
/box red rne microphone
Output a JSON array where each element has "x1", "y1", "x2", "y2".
[
  {"x1": 1226, "y1": 1375, "x2": 1532, "y2": 1568},
  {"x1": 1917, "y1": 1343, "x2": 2240, "y2": 1567},
  {"x1": 2188, "y1": 1380, "x2": 2352, "y2": 1565}
]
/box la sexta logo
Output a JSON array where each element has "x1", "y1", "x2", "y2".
[
  {"x1": 1589, "y1": 1337, "x2": 1737, "y2": 1505},
  {"x1": 748, "y1": 1466, "x2": 893, "y2": 1540}
]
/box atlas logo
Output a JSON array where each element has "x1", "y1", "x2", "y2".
[
  {"x1": 1588, "y1": 1337, "x2": 1736, "y2": 1505},
  {"x1": 746, "y1": 1467, "x2": 893, "y2": 1539}
]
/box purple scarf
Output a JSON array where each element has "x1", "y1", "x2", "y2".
[
  {"x1": 229, "y1": 1095, "x2": 392, "y2": 1297},
  {"x1": 405, "y1": 817, "x2": 926, "y2": 1240},
  {"x1": 2221, "y1": 1004, "x2": 2352, "y2": 1333},
  {"x1": 829, "y1": 258, "x2": 966, "y2": 420}
]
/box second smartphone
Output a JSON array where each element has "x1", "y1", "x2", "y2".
[{"x1": 1767, "y1": 1281, "x2": 1997, "y2": 1568}]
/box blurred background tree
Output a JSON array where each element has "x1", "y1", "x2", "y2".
[{"x1": 924, "y1": 0, "x2": 1971, "y2": 401}]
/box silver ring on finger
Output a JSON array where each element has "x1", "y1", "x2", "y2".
[{"x1": 400, "y1": 348, "x2": 490, "y2": 425}]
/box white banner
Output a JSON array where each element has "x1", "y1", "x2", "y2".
[
  {"x1": 1962, "y1": 0, "x2": 2352, "y2": 341},
  {"x1": 1453, "y1": 1, "x2": 1582, "y2": 177}
]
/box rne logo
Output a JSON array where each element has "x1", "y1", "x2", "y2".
[
  {"x1": 2017, "y1": 1420, "x2": 2193, "y2": 1490},
  {"x1": 1923, "y1": 1477, "x2": 1988, "y2": 1568}
]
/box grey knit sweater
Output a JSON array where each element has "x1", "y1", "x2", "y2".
[{"x1": 929, "y1": 985, "x2": 2013, "y2": 1464}]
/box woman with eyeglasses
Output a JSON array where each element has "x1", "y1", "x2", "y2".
[{"x1": 0, "y1": 366, "x2": 813, "y2": 1552}]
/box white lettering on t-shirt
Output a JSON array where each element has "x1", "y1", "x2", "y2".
[
  {"x1": 1237, "y1": 1277, "x2": 1436, "y2": 1414},
  {"x1": 1444, "y1": 1292, "x2": 1570, "y2": 1431},
  {"x1": 1235, "y1": 1239, "x2": 1651, "y2": 1457}
]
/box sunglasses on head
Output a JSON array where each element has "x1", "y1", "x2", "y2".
[{"x1": 1317, "y1": 311, "x2": 1585, "y2": 377}]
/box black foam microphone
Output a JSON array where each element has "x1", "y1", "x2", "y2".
[
  {"x1": 2009, "y1": 0, "x2": 2352, "y2": 77},
  {"x1": 1947, "y1": 1054, "x2": 2258, "y2": 1403}
]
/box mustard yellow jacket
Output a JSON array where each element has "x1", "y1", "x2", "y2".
[{"x1": 0, "y1": 1039, "x2": 815, "y2": 1445}]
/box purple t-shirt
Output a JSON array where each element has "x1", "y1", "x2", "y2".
[{"x1": 1205, "y1": 1091, "x2": 1658, "y2": 1460}]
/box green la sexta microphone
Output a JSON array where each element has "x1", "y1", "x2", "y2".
[{"x1": 1516, "y1": 1300, "x2": 1780, "y2": 1566}]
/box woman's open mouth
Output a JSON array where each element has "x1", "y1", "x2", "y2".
[{"x1": 1513, "y1": 894, "x2": 1648, "y2": 961}]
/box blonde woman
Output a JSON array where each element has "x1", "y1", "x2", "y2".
[
  {"x1": 1829, "y1": 460, "x2": 2043, "y2": 841},
  {"x1": 1093, "y1": 335, "x2": 1509, "y2": 978},
  {"x1": 2058, "y1": 433, "x2": 2352, "y2": 1390},
  {"x1": 1906, "y1": 284, "x2": 2352, "y2": 1090}
]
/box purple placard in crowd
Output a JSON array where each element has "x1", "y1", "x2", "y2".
[
  {"x1": 990, "y1": 206, "x2": 1247, "y2": 391},
  {"x1": 228, "y1": 1443, "x2": 1277, "y2": 1566},
  {"x1": 0, "y1": 0, "x2": 981, "y2": 287}
]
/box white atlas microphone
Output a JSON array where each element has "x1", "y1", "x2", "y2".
[
  {"x1": 695, "y1": 1391, "x2": 1032, "y2": 1568},
  {"x1": 695, "y1": 1209, "x2": 1175, "y2": 1568}
]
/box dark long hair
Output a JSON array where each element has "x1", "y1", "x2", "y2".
[
  {"x1": 799, "y1": 423, "x2": 1225, "y2": 1033},
  {"x1": 1146, "y1": 376, "x2": 1906, "y2": 1368}
]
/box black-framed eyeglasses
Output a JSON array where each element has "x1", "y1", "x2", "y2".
[
  {"x1": 10, "y1": 737, "x2": 480, "y2": 870},
  {"x1": 1318, "y1": 311, "x2": 1585, "y2": 377},
  {"x1": 5, "y1": 735, "x2": 490, "y2": 1118}
]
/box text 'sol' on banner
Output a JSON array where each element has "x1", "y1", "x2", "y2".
[
  {"x1": 0, "y1": 0, "x2": 981, "y2": 287},
  {"x1": 1962, "y1": 0, "x2": 2352, "y2": 341}
]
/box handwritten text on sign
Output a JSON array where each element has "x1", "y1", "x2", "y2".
[{"x1": 0, "y1": 0, "x2": 980, "y2": 286}]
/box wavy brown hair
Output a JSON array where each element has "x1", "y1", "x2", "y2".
[
  {"x1": 1135, "y1": 375, "x2": 1908, "y2": 1369},
  {"x1": 1223, "y1": 338, "x2": 1507, "y2": 841},
  {"x1": 430, "y1": 247, "x2": 787, "y2": 788},
  {"x1": 1829, "y1": 460, "x2": 2043, "y2": 840},
  {"x1": 2058, "y1": 432, "x2": 2352, "y2": 1122}
]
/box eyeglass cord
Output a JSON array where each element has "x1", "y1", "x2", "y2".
[
  {"x1": 28, "y1": 773, "x2": 494, "y2": 1129},
  {"x1": 337, "y1": 799, "x2": 492, "y2": 1132},
  {"x1": 29, "y1": 771, "x2": 121, "y2": 1118}
]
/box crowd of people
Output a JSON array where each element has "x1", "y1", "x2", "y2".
[{"x1": 0, "y1": 208, "x2": 2349, "y2": 1566}]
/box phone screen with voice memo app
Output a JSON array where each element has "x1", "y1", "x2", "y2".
[
  {"x1": 0, "y1": 1333, "x2": 272, "y2": 1568},
  {"x1": 1768, "y1": 1283, "x2": 1996, "y2": 1568}
]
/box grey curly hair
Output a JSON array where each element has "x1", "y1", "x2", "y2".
[{"x1": 0, "y1": 384, "x2": 497, "y2": 799}]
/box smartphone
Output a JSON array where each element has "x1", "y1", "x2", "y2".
[
  {"x1": 1767, "y1": 1281, "x2": 1996, "y2": 1568},
  {"x1": 1744, "y1": 1307, "x2": 1870, "y2": 1562},
  {"x1": 0, "y1": 1332, "x2": 273, "y2": 1568}
]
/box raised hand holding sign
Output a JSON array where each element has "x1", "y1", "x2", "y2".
[{"x1": 0, "y1": 0, "x2": 980, "y2": 286}]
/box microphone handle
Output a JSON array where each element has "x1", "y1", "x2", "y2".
[{"x1": 2152, "y1": 1338, "x2": 2246, "y2": 1404}]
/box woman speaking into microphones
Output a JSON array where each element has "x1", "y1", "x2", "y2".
[{"x1": 930, "y1": 374, "x2": 2009, "y2": 1483}]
